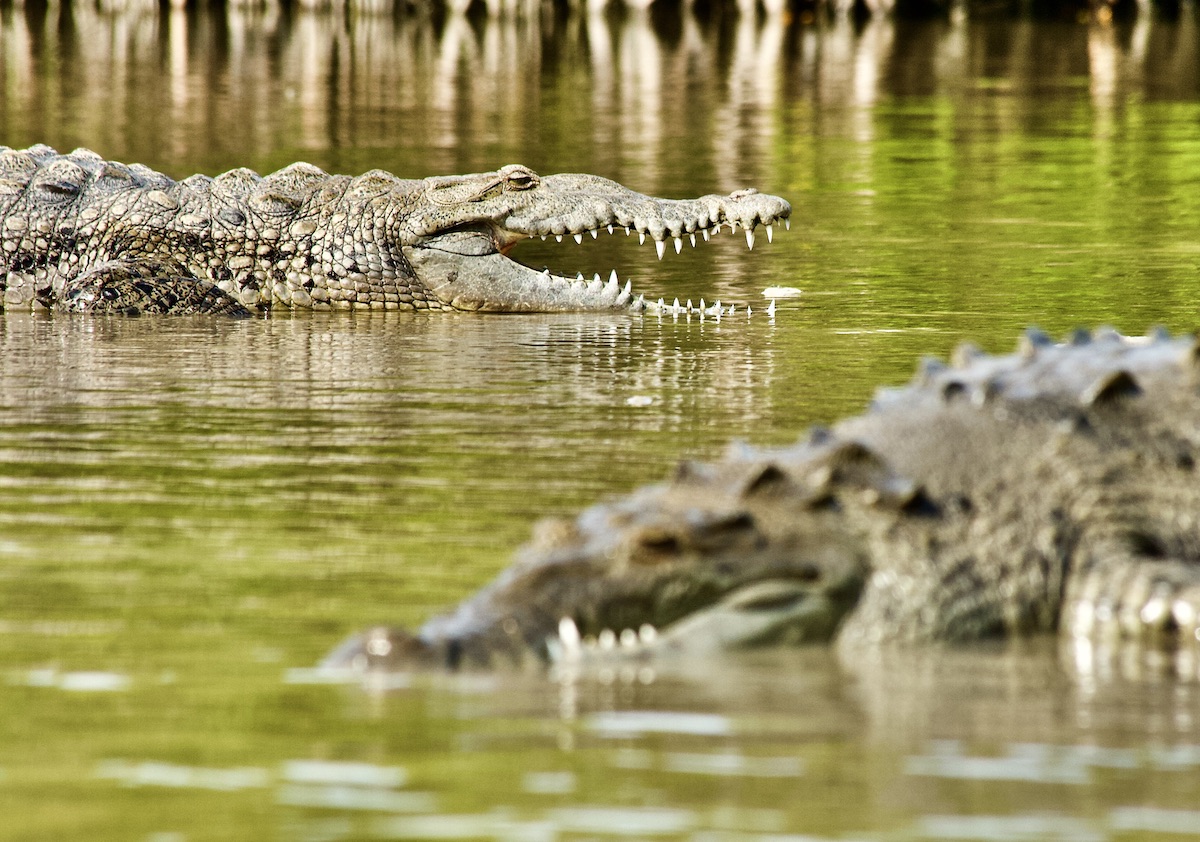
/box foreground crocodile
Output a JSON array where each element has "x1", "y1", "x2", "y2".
[
  {"x1": 0, "y1": 145, "x2": 790, "y2": 316},
  {"x1": 325, "y1": 328, "x2": 1200, "y2": 671}
]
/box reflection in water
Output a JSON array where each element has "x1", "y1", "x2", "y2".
[{"x1": 2, "y1": 4, "x2": 1197, "y2": 177}]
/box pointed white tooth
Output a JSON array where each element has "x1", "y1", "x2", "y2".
[
  {"x1": 555, "y1": 234, "x2": 563, "y2": 243},
  {"x1": 577, "y1": 272, "x2": 584, "y2": 280},
  {"x1": 699, "y1": 299, "x2": 706, "y2": 311},
  {"x1": 593, "y1": 272, "x2": 602, "y2": 283},
  {"x1": 673, "y1": 237, "x2": 683, "y2": 254},
  {"x1": 542, "y1": 268, "x2": 551, "y2": 277},
  {"x1": 638, "y1": 231, "x2": 646, "y2": 245},
  {"x1": 607, "y1": 225, "x2": 614, "y2": 235},
  {"x1": 712, "y1": 222, "x2": 721, "y2": 235},
  {"x1": 573, "y1": 233, "x2": 584, "y2": 244},
  {"x1": 559, "y1": 617, "x2": 582, "y2": 652},
  {"x1": 785, "y1": 218, "x2": 791, "y2": 231},
  {"x1": 745, "y1": 228, "x2": 756, "y2": 250},
  {"x1": 590, "y1": 229, "x2": 599, "y2": 239},
  {"x1": 625, "y1": 226, "x2": 631, "y2": 235},
  {"x1": 623, "y1": 280, "x2": 631, "y2": 296},
  {"x1": 766, "y1": 224, "x2": 774, "y2": 244},
  {"x1": 729, "y1": 220, "x2": 739, "y2": 231},
  {"x1": 619, "y1": 628, "x2": 638, "y2": 648},
  {"x1": 655, "y1": 240, "x2": 666, "y2": 260},
  {"x1": 768, "y1": 299, "x2": 777, "y2": 316},
  {"x1": 702, "y1": 229, "x2": 710, "y2": 242},
  {"x1": 689, "y1": 233, "x2": 696, "y2": 248},
  {"x1": 540, "y1": 234, "x2": 547, "y2": 241},
  {"x1": 598, "y1": 629, "x2": 616, "y2": 650},
  {"x1": 687, "y1": 299, "x2": 693, "y2": 312},
  {"x1": 657, "y1": 298, "x2": 665, "y2": 311},
  {"x1": 673, "y1": 298, "x2": 681, "y2": 311}
]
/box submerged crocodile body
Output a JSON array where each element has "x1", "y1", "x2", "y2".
[
  {"x1": 326, "y1": 328, "x2": 1200, "y2": 671},
  {"x1": 0, "y1": 146, "x2": 790, "y2": 316}
]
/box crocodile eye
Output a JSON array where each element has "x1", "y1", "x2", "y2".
[{"x1": 506, "y1": 172, "x2": 537, "y2": 191}]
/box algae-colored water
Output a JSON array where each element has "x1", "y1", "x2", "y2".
[{"x1": 2, "y1": 4, "x2": 1200, "y2": 839}]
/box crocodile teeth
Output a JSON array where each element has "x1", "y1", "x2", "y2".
[
  {"x1": 702, "y1": 229, "x2": 710, "y2": 242},
  {"x1": 638, "y1": 231, "x2": 646, "y2": 245},
  {"x1": 540, "y1": 234, "x2": 547, "y2": 241},
  {"x1": 622, "y1": 280, "x2": 631, "y2": 297},
  {"x1": 785, "y1": 218, "x2": 791, "y2": 231},
  {"x1": 573, "y1": 233, "x2": 583, "y2": 244},
  {"x1": 766, "y1": 224, "x2": 774, "y2": 244},
  {"x1": 558, "y1": 617, "x2": 582, "y2": 652},
  {"x1": 609, "y1": 269, "x2": 619, "y2": 286},
  {"x1": 593, "y1": 272, "x2": 602, "y2": 284},
  {"x1": 590, "y1": 229, "x2": 599, "y2": 239},
  {"x1": 746, "y1": 228, "x2": 756, "y2": 250},
  {"x1": 655, "y1": 240, "x2": 666, "y2": 260},
  {"x1": 689, "y1": 233, "x2": 697, "y2": 248},
  {"x1": 673, "y1": 237, "x2": 683, "y2": 254},
  {"x1": 607, "y1": 225, "x2": 614, "y2": 235},
  {"x1": 555, "y1": 234, "x2": 563, "y2": 243}
]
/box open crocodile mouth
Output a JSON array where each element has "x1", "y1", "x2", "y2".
[
  {"x1": 403, "y1": 203, "x2": 791, "y2": 315},
  {"x1": 546, "y1": 575, "x2": 846, "y2": 665}
]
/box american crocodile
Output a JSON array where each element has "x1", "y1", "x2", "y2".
[
  {"x1": 0, "y1": 146, "x2": 790, "y2": 316},
  {"x1": 325, "y1": 328, "x2": 1200, "y2": 671}
]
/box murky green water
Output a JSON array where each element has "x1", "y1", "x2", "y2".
[{"x1": 3, "y1": 3, "x2": 1200, "y2": 839}]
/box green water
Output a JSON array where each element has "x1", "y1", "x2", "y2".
[{"x1": 3, "y1": 4, "x2": 1200, "y2": 839}]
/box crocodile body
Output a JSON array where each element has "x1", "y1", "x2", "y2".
[
  {"x1": 326, "y1": 329, "x2": 1200, "y2": 671},
  {"x1": 0, "y1": 146, "x2": 790, "y2": 316}
]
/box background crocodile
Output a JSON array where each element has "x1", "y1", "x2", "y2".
[
  {"x1": 326, "y1": 328, "x2": 1200, "y2": 671},
  {"x1": 0, "y1": 146, "x2": 790, "y2": 317}
]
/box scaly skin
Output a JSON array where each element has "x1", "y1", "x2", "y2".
[
  {"x1": 324, "y1": 328, "x2": 1200, "y2": 671},
  {"x1": 0, "y1": 146, "x2": 791, "y2": 316}
]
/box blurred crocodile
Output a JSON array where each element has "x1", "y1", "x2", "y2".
[
  {"x1": 326, "y1": 328, "x2": 1200, "y2": 671},
  {"x1": 0, "y1": 145, "x2": 790, "y2": 317}
]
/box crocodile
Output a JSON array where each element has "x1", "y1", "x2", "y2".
[
  {"x1": 0, "y1": 145, "x2": 790, "y2": 317},
  {"x1": 324, "y1": 328, "x2": 1200, "y2": 671}
]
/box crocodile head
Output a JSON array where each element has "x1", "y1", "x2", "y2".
[
  {"x1": 398, "y1": 166, "x2": 792, "y2": 313},
  {"x1": 323, "y1": 442, "x2": 881, "y2": 673}
]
